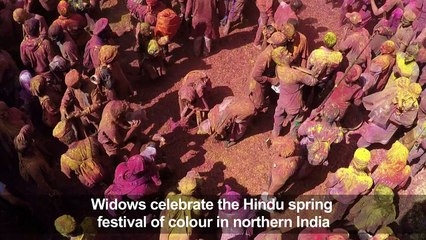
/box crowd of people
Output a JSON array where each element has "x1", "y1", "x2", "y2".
[{"x1": 0, "y1": 0, "x2": 426, "y2": 239}]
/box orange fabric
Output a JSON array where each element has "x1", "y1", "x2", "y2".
[
  {"x1": 57, "y1": 0, "x2": 70, "y2": 16},
  {"x1": 99, "y1": 45, "x2": 119, "y2": 65},
  {"x1": 65, "y1": 69, "x2": 80, "y2": 88},
  {"x1": 155, "y1": 9, "x2": 181, "y2": 39}
]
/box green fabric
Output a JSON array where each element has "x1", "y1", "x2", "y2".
[{"x1": 147, "y1": 39, "x2": 160, "y2": 57}]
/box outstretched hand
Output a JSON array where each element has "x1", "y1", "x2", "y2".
[{"x1": 129, "y1": 120, "x2": 141, "y2": 128}]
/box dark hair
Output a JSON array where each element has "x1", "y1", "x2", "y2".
[
  {"x1": 0, "y1": 1, "x2": 5, "y2": 10},
  {"x1": 291, "y1": 0, "x2": 303, "y2": 11},
  {"x1": 24, "y1": 18, "x2": 40, "y2": 37},
  {"x1": 48, "y1": 23, "x2": 63, "y2": 41},
  {"x1": 99, "y1": 65, "x2": 114, "y2": 89},
  {"x1": 97, "y1": 27, "x2": 111, "y2": 41}
]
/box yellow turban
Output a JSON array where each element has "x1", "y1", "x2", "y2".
[
  {"x1": 147, "y1": 39, "x2": 160, "y2": 56},
  {"x1": 271, "y1": 46, "x2": 291, "y2": 66},
  {"x1": 403, "y1": 9, "x2": 417, "y2": 22},
  {"x1": 324, "y1": 32, "x2": 337, "y2": 48},
  {"x1": 57, "y1": 0, "x2": 70, "y2": 17},
  {"x1": 54, "y1": 215, "x2": 76, "y2": 236},
  {"x1": 177, "y1": 176, "x2": 197, "y2": 195},
  {"x1": 281, "y1": 23, "x2": 296, "y2": 39},
  {"x1": 409, "y1": 83, "x2": 422, "y2": 97},
  {"x1": 139, "y1": 22, "x2": 151, "y2": 36},
  {"x1": 30, "y1": 75, "x2": 44, "y2": 96},
  {"x1": 374, "y1": 184, "x2": 394, "y2": 203},
  {"x1": 53, "y1": 120, "x2": 73, "y2": 140},
  {"x1": 99, "y1": 45, "x2": 119, "y2": 65},
  {"x1": 386, "y1": 141, "x2": 408, "y2": 164},
  {"x1": 352, "y1": 148, "x2": 371, "y2": 170}
]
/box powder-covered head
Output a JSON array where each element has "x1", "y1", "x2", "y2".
[
  {"x1": 99, "y1": 45, "x2": 119, "y2": 64},
  {"x1": 374, "y1": 184, "x2": 394, "y2": 203},
  {"x1": 272, "y1": 46, "x2": 291, "y2": 66},
  {"x1": 13, "y1": 8, "x2": 29, "y2": 24},
  {"x1": 19, "y1": 70, "x2": 32, "y2": 92},
  {"x1": 177, "y1": 176, "x2": 197, "y2": 195},
  {"x1": 345, "y1": 11, "x2": 362, "y2": 25},
  {"x1": 54, "y1": 214, "x2": 77, "y2": 237},
  {"x1": 57, "y1": 0, "x2": 71, "y2": 17},
  {"x1": 65, "y1": 69, "x2": 81, "y2": 88},
  {"x1": 321, "y1": 103, "x2": 340, "y2": 123},
  {"x1": 345, "y1": 64, "x2": 362, "y2": 83},
  {"x1": 93, "y1": 18, "x2": 109, "y2": 35},
  {"x1": 352, "y1": 148, "x2": 371, "y2": 170},
  {"x1": 53, "y1": 120, "x2": 77, "y2": 145},
  {"x1": 267, "y1": 31, "x2": 286, "y2": 46},
  {"x1": 380, "y1": 40, "x2": 396, "y2": 55},
  {"x1": 323, "y1": 32, "x2": 337, "y2": 48},
  {"x1": 386, "y1": 141, "x2": 409, "y2": 165},
  {"x1": 219, "y1": 184, "x2": 242, "y2": 212}
]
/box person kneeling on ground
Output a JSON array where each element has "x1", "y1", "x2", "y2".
[
  {"x1": 197, "y1": 95, "x2": 257, "y2": 148},
  {"x1": 104, "y1": 143, "x2": 163, "y2": 216}
]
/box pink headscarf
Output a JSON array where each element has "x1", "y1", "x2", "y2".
[
  {"x1": 19, "y1": 70, "x2": 32, "y2": 93},
  {"x1": 219, "y1": 185, "x2": 242, "y2": 213}
]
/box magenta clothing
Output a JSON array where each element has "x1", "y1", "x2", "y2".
[
  {"x1": 104, "y1": 147, "x2": 160, "y2": 203},
  {"x1": 327, "y1": 167, "x2": 373, "y2": 205},
  {"x1": 339, "y1": 28, "x2": 371, "y2": 66},
  {"x1": 34, "y1": 14, "x2": 48, "y2": 38},
  {"x1": 53, "y1": 14, "x2": 88, "y2": 47},
  {"x1": 388, "y1": 7, "x2": 404, "y2": 32},
  {"x1": 83, "y1": 35, "x2": 104, "y2": 71},
  {"x1": 218, "y1": 185, "x2": 255, "y2": 240},
  {"x1": 254, "y1": 12, "x2": 273, "y2": 46},
  {"x1": 185, "y1": 0, "x2": 219, "y2": 39},
  {"x1": 363, "y1": 88, "x2": 417, "y2": 128},
  {"x1": 370, "y1": 8, "x2": 402, "y2": 54},
  {"x1": 298, "y1": 119, "x2": 344, "y2": 166},
  {"x1": 359, "y1": 88, "x2": 418, "y2": 145},
  {"x1": 225, "y1": 0, "x2": 246, "y2": 23},
  {"x1": 20, "y1": 37, "x2": 55, "y2": 74},
  {"x1": 413, "y1": 0, "x2": 426, "y2": 34},
  {"x1": 126, "y1": 0, "x2": 167, "y2": 25},
  {"x1": 323, "y1": 72, "x2": 363, "y2": 119},
  {"x1": 358, "y1": 121, "x2": 400, "y2": 145},
  {"x1": 274, "y1": 3, "x2": 297, "y2": 26},
  {"x1": 341, "y1": 0, "x2": 372, "y2": 26},
  {"x1": 53, "y1": 14, "x2": 87, "y2": 37}
]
